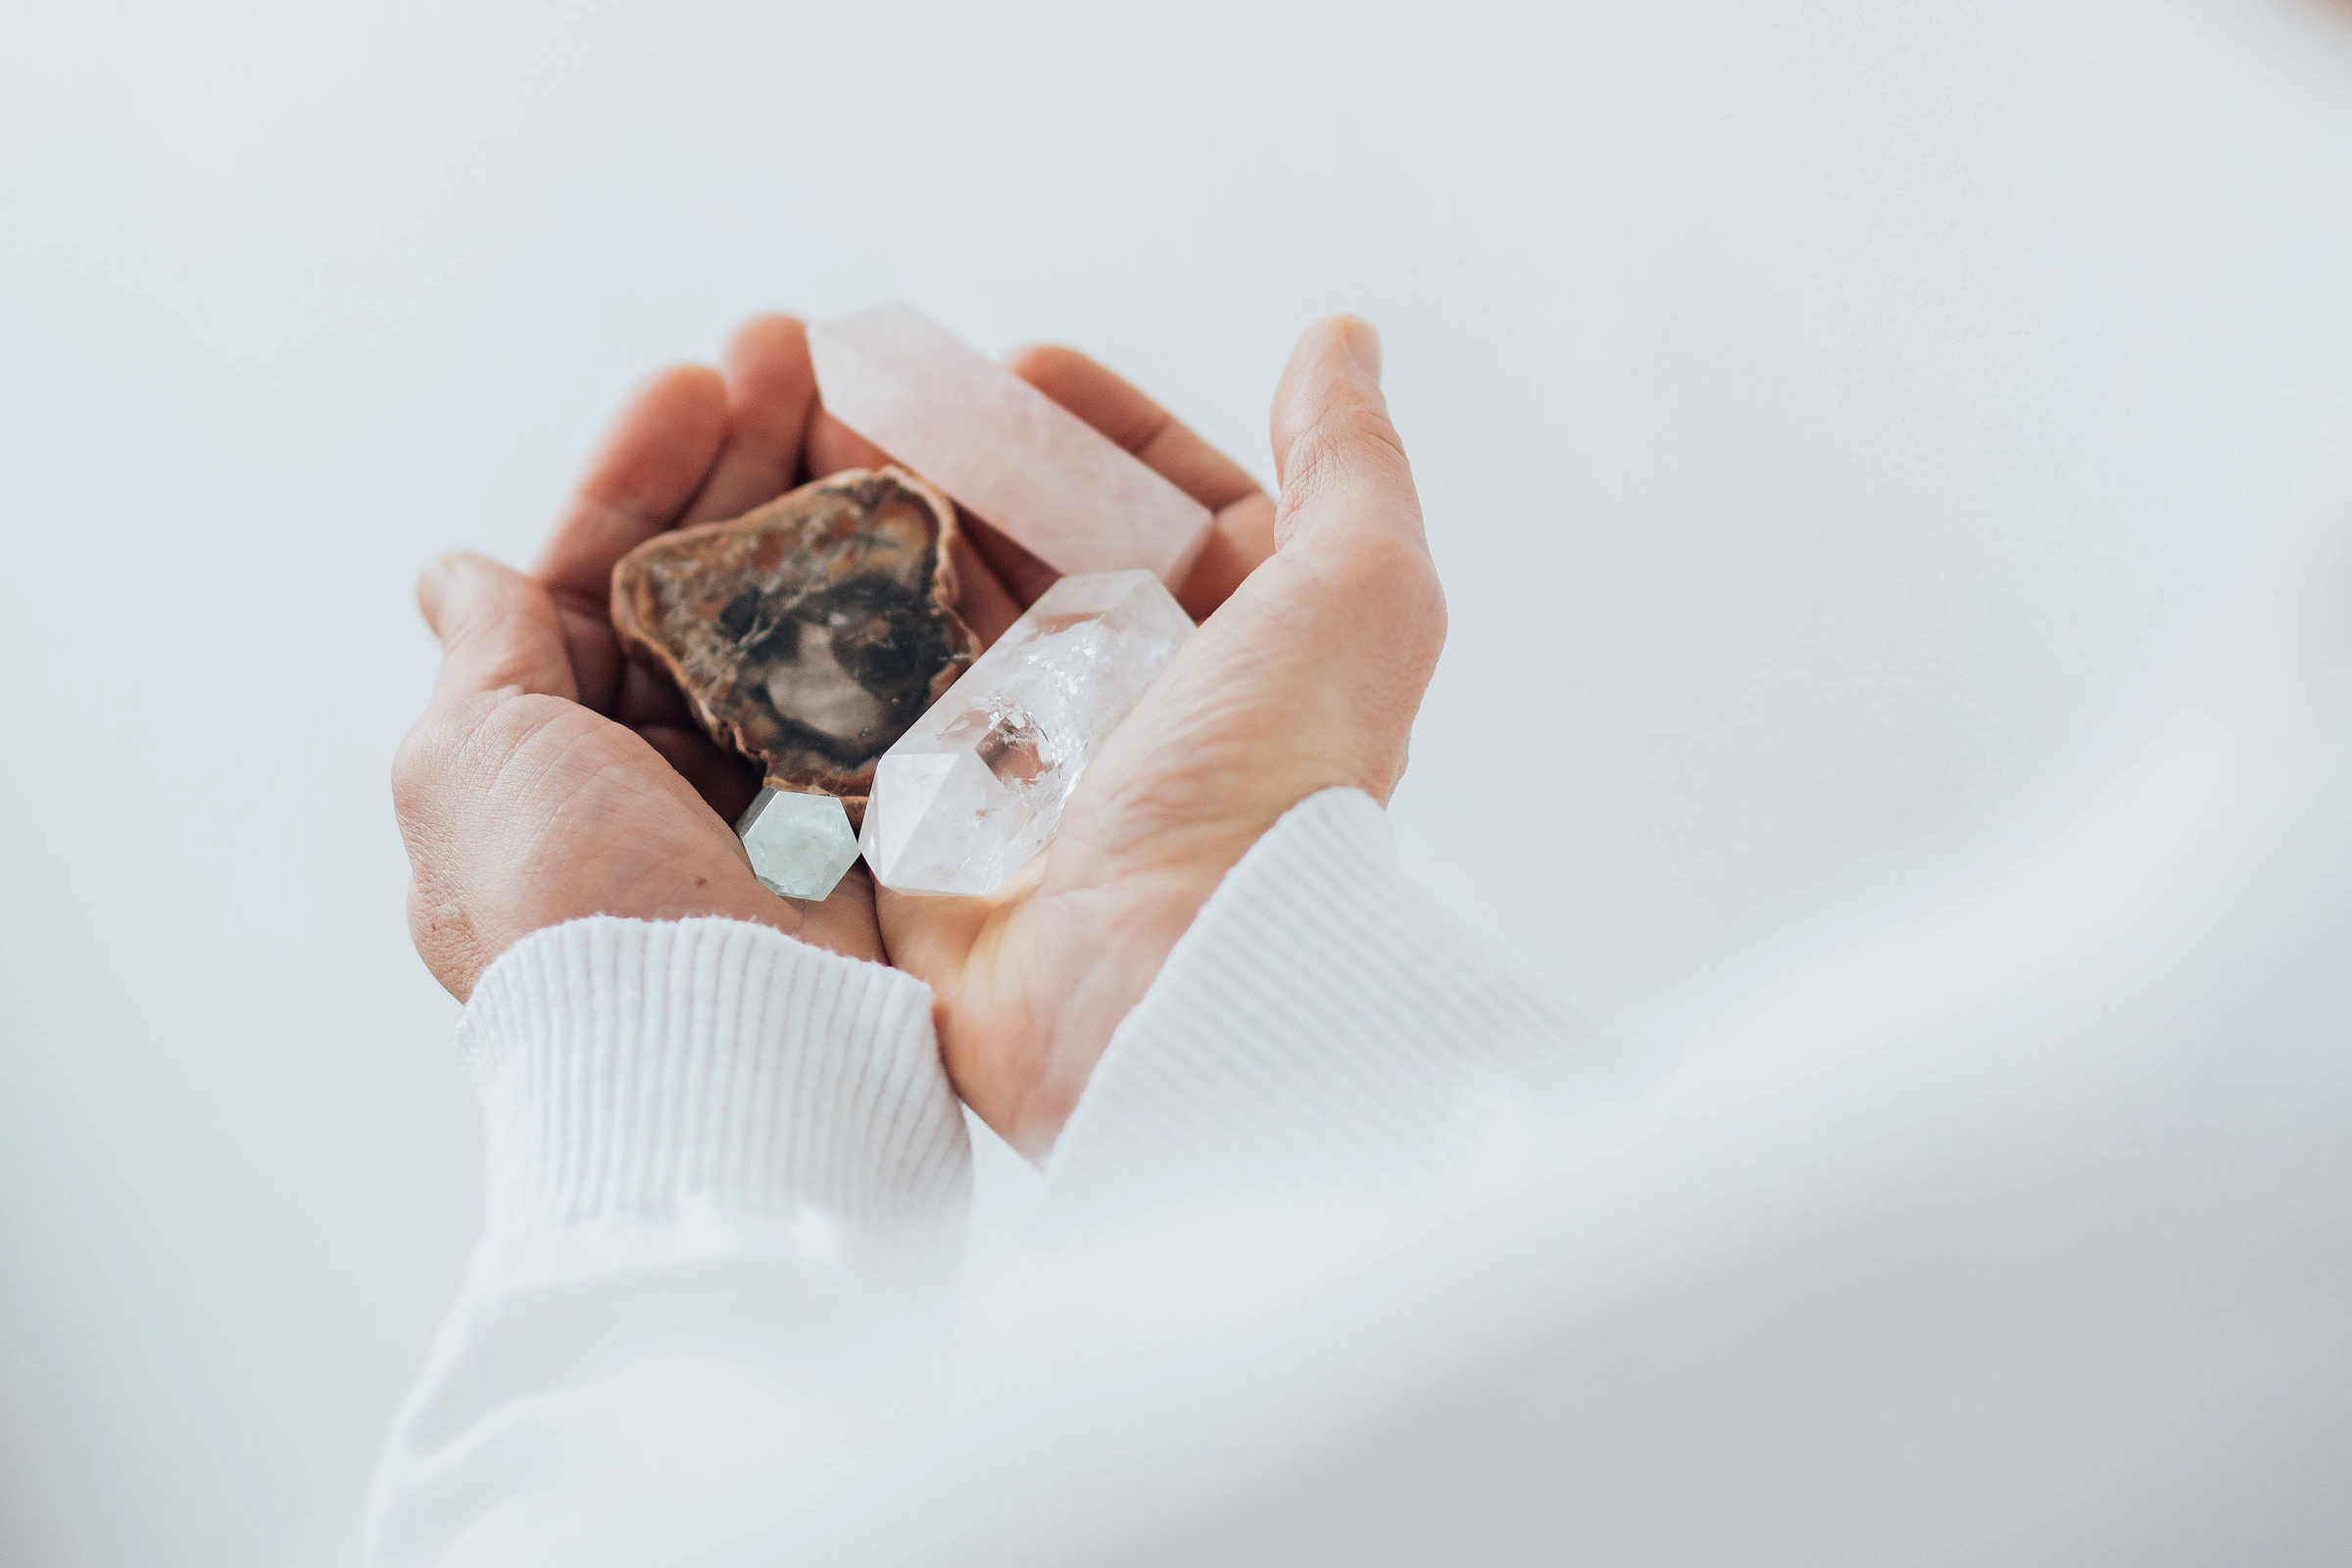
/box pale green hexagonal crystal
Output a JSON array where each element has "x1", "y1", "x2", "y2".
[{"x1": 736, "y1": 788, "x2": 859, "y2": 901}]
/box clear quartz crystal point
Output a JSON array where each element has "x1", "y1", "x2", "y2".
[
  {"x1": 737, "y1": 788, "x2": 861, "y2": 901},
  {"x1": 860, "y1": 569, "x2": 1194, "y2": 896}
]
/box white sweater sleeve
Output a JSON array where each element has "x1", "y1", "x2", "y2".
[
  {"x1": 366, "y1": 915, "x2": 969, "y2": 1568},
  {"x1": 367, "y1": 790, "x2": 1594, "y2": 1563},
  {"x1": 1042, "y1": 786, "x2": 1607, "y2": 1230}
]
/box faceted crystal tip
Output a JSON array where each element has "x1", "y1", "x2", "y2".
[
  {"x1": 738, "y1": 788, "x2": 861, "y2": 901},
  {"x1": 859, "y1": 569, "x2": 1195, "y2": 897}
]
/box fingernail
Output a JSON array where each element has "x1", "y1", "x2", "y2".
[{"x1": 1341, "y1": 316, "x2": 1382, "y2": 380}]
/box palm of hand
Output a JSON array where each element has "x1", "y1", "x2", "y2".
[
  {"x1": 401, "y1": 691, "x2": 815, "y2": 983},
  {"x1": 879, "y1": 658, "x2": 1295, "y2": 1153},
  {"x1": 397, "y1": 321, "x2": 902, "y2": 992},
  {"x1": 875, "y1": 334, "x2": 1439, "y2": 1153}
]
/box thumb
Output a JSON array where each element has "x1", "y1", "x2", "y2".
[
  {"x1": 1268, "y1": 315, "x2": 1426, "y2": 558},
  {"x1": 1256, "y1": 316, "x2": 1446, "y2": 710},
  {"x1": 418, "y1": 551, "x2": 581, "y2": 704}
]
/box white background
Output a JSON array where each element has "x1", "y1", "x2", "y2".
[{"x1": 3, "y1": 1, "x2": 2350, "y2": 1561}]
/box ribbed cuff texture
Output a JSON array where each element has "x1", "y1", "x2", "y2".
[
  {"x1": 457, "y1": 916, "x2": 968, "y2": 1254},
  {"x1": 1042, "y1": 788, "x2": 1597, "y2": 1228}
]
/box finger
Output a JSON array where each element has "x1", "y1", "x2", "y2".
[
  {"x1": 532, "y1": 365, "x2": 730, "y2": 708},
  {"x1": 679, "y1": 316, "x2": 822, "y2": 526},
  {"x1": 1267, "y1": 316, "x2": 1427, "y2": 558},
  {"x1": 950, "y1": 530, "x2": 1024, "y2": 646},
  {"x1": 1245, "y1": 315, "x2": 1446, "y2": 797},
  {"x1": 536, "y1": 365, "x2": 731, "y2": 596},
  {"x1": 958, "y1": 510, "x2": 1059, "y2": 610},
  {"x1": 638, "y1": 726, "x2": 761, "y2": 822},
  {"x1": 1004, "y1": 344, "x2": 1260, "y2": 511},
  {"x1": 803, "y1": 407, "x2": 894, "y2": 478},
  {"x1": 419, "y1": 552, "x2": 581, "y2": 705},
  {"x1": 795, "y1": 861, "x2": 881, "y2": 957},
  {"x1": 1004, "y1": 343, "x2": 1277, "y2": 617},
  {"x1": 1170, "y1": 492, "x2": 1280, "y2": 619},
  {"x1": 612, "y1": 661, "x2": 696, "y2": 729}
]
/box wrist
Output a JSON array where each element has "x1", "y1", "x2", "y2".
[
  {"x1": 462, "y1": 913, "x2": 968, "y2": 1276},
  {"x1": 1002, "y1": 825, "x2": 1273, "y2": 1155}
]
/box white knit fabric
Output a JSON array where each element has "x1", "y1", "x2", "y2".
[
  {"x1": 443, "y1": 791, "x2": 1598, "y2": 1259},
  {"x1": 459, "y1": 914, "x2": 970, "y2": 1265},
  {"x1": 1042, "y1": 787, "x2": 1601, "y2": 1228},
  {"x1": 369, "y1": 789, "x2": 1601, "y2": 1565},
  {"x1": 368, "y1": 917, "x2": 971, "y2": 1566},
  {"x1": 364, "y1": 732, "x2": 2352, "y2": 1567}
]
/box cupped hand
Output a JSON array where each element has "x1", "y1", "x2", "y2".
[
  {"x1": 393, "y1": 311, "x2": 1446, "y2": 1167},
  {"x1": 393, "y1": 319, "x2": 891, "y2": 998},
  {"x1": 873, "y1": 318, "x2": 1446, "y2": 1155}
]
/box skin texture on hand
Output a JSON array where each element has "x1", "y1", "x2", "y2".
[
  {"x1": 392, "y1": 314, "x2": 1445, "y2": 1159},
  {"x1": 873, "y1": 319, "x2": 1446, "y2": 1155},
  {"x1": 393, "y1": 320, "x2": 893, "y2": 992}
]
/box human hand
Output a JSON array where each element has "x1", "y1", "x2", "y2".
[
  {"x1": 393, "y1": 319, "x2": 892, "y2": 999},
  {"x1": 393, "y1": 310, "x2": 1445, "y2": 1161},
  {"x1": 868, "y1": 318, "x2": 1446, "y2": 1155}
]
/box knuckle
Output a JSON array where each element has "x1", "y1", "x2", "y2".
[
  {"x1": 1279, "y1": 419, "x2": 1348, "y2": 508},
  {"x1": 390, "y1": 715, "x2": 452, "y2": 812},
  {"x1": 390, "y1": 689, "x2": 533, "y2": 812},
  {"x1": 469, "y1": 690, "x2": 568, "y2": 754},
  {"x1": 1335, "y1": 527, "x2": 1437, "y2": 607},
  {"x1": 1283, "y1": 402, "x2": 1409, "y2": 498},
  {"x1": 1329, "y1": 400, "x2": 1411, "y2": 469},
  {"x1": 442, "y1": 583, "x2": 518, "y2": 649},
  {"x1": 1294, "y1": 530, "x2": 1447, "y2": 683},
  {"x1": 1275, "y1": 406, "x2": 1419, "y2": 557}
]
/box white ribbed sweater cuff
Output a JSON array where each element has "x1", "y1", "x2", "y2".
[
  {"x1": 1042, "y1": 788, "x2": 1598, "y2": 1227},
  {"x1": 457, "y1": 915, "x2": 968, "y2": 1263}
]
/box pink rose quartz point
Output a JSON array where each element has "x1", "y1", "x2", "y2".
[{"x1": 807, "y1": 303, "x2": 1215, "y2": 589}]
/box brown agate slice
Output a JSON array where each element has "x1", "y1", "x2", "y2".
[{"x1": 611, "y1": 466, "x2": 978, "y2": 810}]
